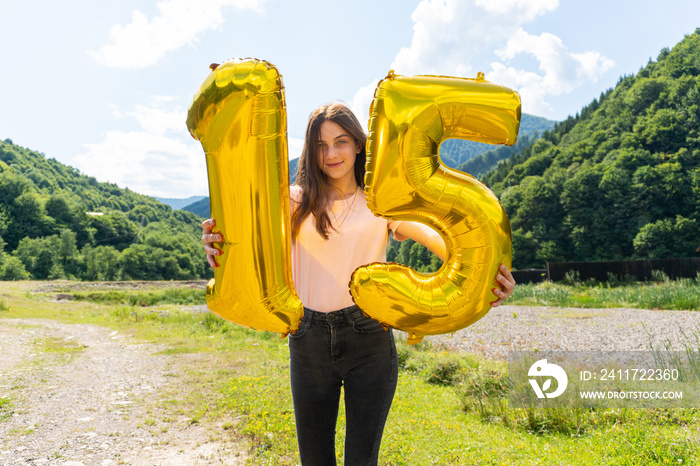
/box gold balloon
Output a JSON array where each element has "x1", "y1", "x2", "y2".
[
  {"x1": 186, "y1": 58, "x2": 303, "y2": 335},
  {"x1": 350, "y1": 71, "x2": 520, "y2": 344}
]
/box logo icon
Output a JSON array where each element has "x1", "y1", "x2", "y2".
[{"x1": 528, "y1": 359, "x2": 568, "y2": 398}]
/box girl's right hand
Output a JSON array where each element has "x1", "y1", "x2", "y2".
[{"x1": 201, "y1": 218, "x2": 223, "y2": 268}]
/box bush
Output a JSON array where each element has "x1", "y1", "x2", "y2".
[
  {"x1": 563, "y1": 270, "x2": 581, "y2": 285},
  {"x1": 397, "y1": 339, "x2": 481, "y2": 387},
  {"x1": 633, "y1": 216, "x2": 699, "y2": 258},
  {"x1": 0, "y1": 256, "x2": 30, "y2": 280},
  {"x1": 72, "y1": 288, "x2": 205, "y2": 306}
]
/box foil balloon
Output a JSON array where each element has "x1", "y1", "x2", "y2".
[
  {"x1": 186, "y1": 58, "x2": 303, "y2": 335},
  {"x1": 350, "y1": 71, "x2": 520, "y2": 344}
]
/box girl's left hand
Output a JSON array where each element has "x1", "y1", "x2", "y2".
[{"x1": 491, "y1": 264, "x2": 516, "y2": 307}]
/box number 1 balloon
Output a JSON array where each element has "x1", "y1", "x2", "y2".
[
  {"x1": 349, "y1": 71, "x2": 520, "y2": 344},
  {"x1": 186, "y1": 58, "x2": 303, "y2": 335}
]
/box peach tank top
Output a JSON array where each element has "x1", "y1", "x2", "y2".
[{"x1": 290, "y1": 185, "x2": 403, "y2": 313}]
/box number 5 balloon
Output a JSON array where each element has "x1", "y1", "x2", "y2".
[
  {"x1": 350, "y1": 71, "x2": 520, "y2": 344},
  {"x1": 186, "y1": 58, "x2": 303, "y2": 335}
]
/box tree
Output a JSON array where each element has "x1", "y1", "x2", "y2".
[
  {"x1": 0, "y1": 256, "x2": 30, "y2": 280},
  {"x1": 386, "y1": 244, "x2": 398, "y2": 262},
  {"x1": 633, "y1": 216, "x2": 699, "y2": 258},
  {"x1": 46, "y1": 194, "x2": 79, "y2": 230},
  {"x1": 511, "y1": 228, "x2": 539, "y2": 269},
  {"x1": 89, "y1": 213, "x2": 138, "y2": 250},
  {"x1": 58, "y1": 229, "x2": 79, "y2": 277},
  {"x1": 3, "y1": 191, "x2": 53, "y2": 250},
  {"x1": 81, "y1": 245, "x2": 121, "y2": 281},
  {"x1": 14, "y1": 235, "x2": 62, "y2": 279},
  {"x1": 409, "y1": 241, "x2": 431, "y2": 270},
  {"x1": 0, "y1": 172, "x2": 30, "y2": 208},
  {"x1": 397, "y1": 239, "x2": 414, "y2": 267}
]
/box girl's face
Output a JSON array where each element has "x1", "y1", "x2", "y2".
[{"x1": 317, "y1": 120, "x2": 360, "y2": 188}]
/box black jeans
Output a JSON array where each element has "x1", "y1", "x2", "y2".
[{"x1": 289, "y1": 305, "x2": 398, "y2": 466}]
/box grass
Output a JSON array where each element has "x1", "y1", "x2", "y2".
[
  {"x1": 1, "y1": 280, "x2": 700, "y2": 464},
  {"x1": 69, "y1": 287, "x2": 205, "y2": 307},
  {"x1": 0, "y1": 397, "x2": 12, "y2": 421},
  {"x1": 509, "y1": 272, "x2": 700, "y2": 310},
  {"x1": 37, "y1": 336, "x2": 86, "y2": 355}
]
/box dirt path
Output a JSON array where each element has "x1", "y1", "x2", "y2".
[{"x1": 0, "y1": 318, "x2": 248, "y2": 466}]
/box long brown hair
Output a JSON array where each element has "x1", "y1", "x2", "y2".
[{"x1": 291, "y1": 102, "x2": 367, "y2": 240}]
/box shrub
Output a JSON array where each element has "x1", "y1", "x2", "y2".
[{"x1": 0, "y1": 256, "x2": 30, "y2": 280}]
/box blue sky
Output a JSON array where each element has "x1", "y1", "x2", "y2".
[{"x1": 1, "y1": 0, "x2": 698, "y2": 198}]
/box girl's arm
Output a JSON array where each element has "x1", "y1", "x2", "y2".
[
  {"x1": 392, "y1": 221, "x2": 516, "y2": 307},
  {"x1": 393, "y1": 221, "x2": 446, "y2": 261}
]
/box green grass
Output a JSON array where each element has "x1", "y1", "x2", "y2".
[
  {"x1": 37, "y1": 336, "x2": 86, "y2": 355},
  {"x1": 0, "y1": 397, "x2": 12, "y2": 421},
  {"x1": 70, "y1": 287, "x2": 205, "y2": 307},
  {"x1": 509, "y1": 274, "x2": 700, "y2": 310},
  {"x1": 1, "y1": 280, "x2": 699, "y2": 465}
]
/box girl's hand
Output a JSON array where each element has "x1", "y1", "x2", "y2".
[
  {"x1": 491, "y1": 264, "x2": 516, "y2": 307},
  {"x1": 201, "y1": 218, "x2": 223, "y2": 268}
]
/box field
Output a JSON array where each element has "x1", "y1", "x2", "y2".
[{"x1": 1, "y1": 279, "x2": 699, "y2": 465}]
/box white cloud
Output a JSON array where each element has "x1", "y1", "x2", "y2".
[
  {"x1": 490, "y1": 29, "x2": 615, "y2": 114},
  {"x1": 495, "y1": 29, "x2": 615, "y2": 94},
  {"x1": 76, "y1": 96, "x2": 304, "y2": 197},
  {"x1": 350, "y1": 79, "x2": 380, "y2": 132},
  {"x1": 288, "y1": 136, "x2": 304, "y2": 161},
  {"x1": 391, "y1": 0, "x2": 557, "y2": 77},
  {"x1": 474, "y1": 0, "x2": 558, "y2": 20},
  {"x1": 128, "y1": 96, "x2": 185, "y2": 134},
  {"x1": 488, "y1": 62, "x2": 553, "y2": 115},
  {"x1": 388, "y1": 0, "x2": 613, "y2": 117},
  {"x1": 74, "y1": 97, "x2": 207, "y2": 198},
  {"x1": 88, "y1": 0, "x2": 266, "y2": 69}
]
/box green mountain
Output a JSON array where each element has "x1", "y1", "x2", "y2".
[
  {"x1": 182, "y1": 196, "x2": 210, "y2": 218},
  {"x1": 482, "y1": 29, "x2": 700, "y2": 269},
  {"x1": 155, "y1": 195, "x2": 206, "y2": 210},
  {"x1": 444, "y1": 113, "x2": 555, "y2": 171},
  {"x1": 0, "y1": 139, "x2": 211, "y2": 281},
  {"x1": 457, "y1": 132, "x2": 539, "y2": 178}
]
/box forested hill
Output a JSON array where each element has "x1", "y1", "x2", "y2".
[
  {"x1": 441, "y1": 113, "x2": 555, "y2": 170},
  {"x1": 0, "y1": 140, "x2": 210, "y2": 280},
  {"x1": 483, "y1": 29, "x2": 700, "y2": 269}
]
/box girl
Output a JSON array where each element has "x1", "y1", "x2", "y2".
[{"x1": 202, "y1": 102, "x2": 515, "y2": 465}]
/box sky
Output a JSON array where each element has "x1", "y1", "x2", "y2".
[{"x1": 1, "y1": 0, "x2": 698, "y2": 199}]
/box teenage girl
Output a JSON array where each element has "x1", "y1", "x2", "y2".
[{"x1": 202, "y1": 102, "x2": 515, "y2": 465}]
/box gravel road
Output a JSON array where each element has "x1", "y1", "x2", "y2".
[
  {"x1": 0, "y1": 319, "x2": 247, "y2": 466},
  {"x1": 424, "y1": 305, "x2": 700, "y2": 360}
]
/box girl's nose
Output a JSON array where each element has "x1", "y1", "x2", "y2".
[{"x1": 326, "y1": 145, "x2": 338, "y2": 158}]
